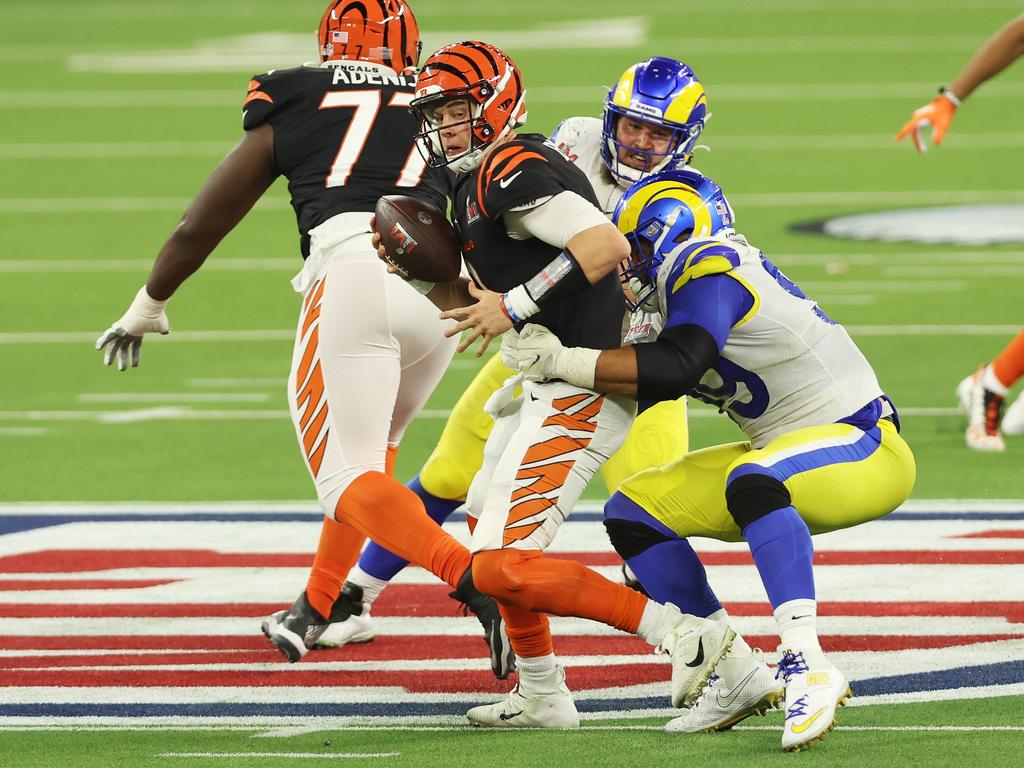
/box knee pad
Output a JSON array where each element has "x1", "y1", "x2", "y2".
[
  {"x1": 603, "y1": 518, "x2": 674, "y2": 560},
  {"x1": 725, "y1": 472, "x2": 792, "y2": 530}
]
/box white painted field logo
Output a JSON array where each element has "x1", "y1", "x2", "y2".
[{"x1": 794, "y1": 205, "x2": 1024, "y2": 245}]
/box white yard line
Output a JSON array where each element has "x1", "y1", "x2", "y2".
[
  {"x1": 157, "y1": 753, "x2": 398, "y2": 760},
  {"x1": 76, "y1": 393, "x2": 270, "y2": 403},
  {"x1": 5, "y1": 81, "x2": 1024, "y2": 109},
  {"x1": 6, "y1": 191, "x2": 1024, "y2": 215},
  {"x1": 0, "y1": 406, "x2": 965, "y2": 423},
  {"x1": 2, "y1": 325, "x2": 1015, "y2": 347},
  {"x1": 5, "y1": 252, "x2": 1024, "y2": 274},
  {"x1": 1, "y1": 498, "x2": 1017, "y2": 515},
  {"x1": 0, "y1": 258, "x2": 295, "y2": 273},
  {"x1": 5, "y1": 133, "x2": 1024, "y2": 161}
]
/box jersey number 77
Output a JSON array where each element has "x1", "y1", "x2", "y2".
[{"x1": 319, "y1": 90, "x2": 426, "y2": 189}]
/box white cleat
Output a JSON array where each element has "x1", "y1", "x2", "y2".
[
  {"x1": 664, "y1": 653, "x2": 783, "y2": 733},
  {"x1": 778, "y1": 648, "x2": 852, "y2": 752},
  {"x1": 466, "y1": 667, "x2": 580, "y2": 729},
  {"x1": 658, "y1": 610, "x2": 736, "y2": 708},
  {"x1": 315, "y1": 610, "x2": 375, "y2": 647},
  {"x1": 1003, "y1": 392, "x2": 1024, "y2": 436},
  {"x1": 962, "y1": 366, "x2": 1006, "y2": 452}
]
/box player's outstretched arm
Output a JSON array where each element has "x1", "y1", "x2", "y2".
[
  {"x1": 502, "y1": 323, "x2": 717, "y2": 400},
  {"x1": 95, "y1": 124, "x2": 278, "y2": 370},
  {"x1": 896, "y1": 13, "x2": 1024, "y2": 152}
]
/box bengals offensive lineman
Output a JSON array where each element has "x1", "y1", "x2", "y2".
[{"x1": 95, "y1": 0, "x2": 510, "y2": 676}]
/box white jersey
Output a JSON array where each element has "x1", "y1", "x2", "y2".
[
  {"x1": 550, "y1": 116, "x2": 666, "y2": 343},
  {"x1": 549, "y1": 116, "x2": 625, "y2": 216},
  {"x1": 656, "y1": 234, "x2": 884, "y2": 448}
]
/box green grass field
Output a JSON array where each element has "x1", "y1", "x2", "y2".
[
  {"x1": 2, "y1": 0, "x2": 1023, "y2": 765},
  {"x1": 3, "y1": 700, "x2": 1024, "y2": 768}
]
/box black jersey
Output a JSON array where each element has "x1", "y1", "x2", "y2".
[
  {"x1": 452, "y1": 134, "x2": 624, "y2": 350},
  {"x1": 243, "y1": 62, "x2": 444, "y2": 257}
]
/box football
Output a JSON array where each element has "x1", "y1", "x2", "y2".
[{"x1": 373, "y1": 195, "x2": 462, "y2": 282}]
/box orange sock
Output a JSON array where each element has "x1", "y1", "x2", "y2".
[
  {"x1": 992, "y1": 331, "x2": 1024, "y2": 389},
  {"x1": 305, "y1": 517, "x2": 365, "y2": 619},
  {"x1": 334, "y1": 471, "x2": 470, "y2": 589},
  {"x1": 498, "y1": 602, "x2": 554, "y2": 658},
  {"x1": 385, "y1": 445, "x2": 399, "y2": 477},
  {"x1": 473, "y1": 549, "x2": 647, "y2": 634}
]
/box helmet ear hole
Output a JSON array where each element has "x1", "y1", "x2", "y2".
[{"x1": 673, "y1": 228, "x2": 694, "y2": 243}]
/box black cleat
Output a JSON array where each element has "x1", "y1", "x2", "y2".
[
  {"x1": 267, "y1": 589, "x2": 362, "y2": 662},
  {"x1": 449, "y1": 567, "x2": 515, "y2": 680}
]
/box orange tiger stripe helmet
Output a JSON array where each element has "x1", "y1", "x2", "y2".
[
  {"x1": 410, "y1": 40, "x2": 528, "y2": 173},
  {"x1": 317, "y1": 0, "x2": 422, "y2": 73}
]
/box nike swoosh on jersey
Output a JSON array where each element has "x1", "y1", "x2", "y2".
[
  {"x1": 498, "y1": 170, "x2": 524, "y2": 188},
  {"x1": 789, "y1": 706, "x2": 829, "y2": 734},
  {"x1": 714, "y1": 667, "x2": 760, "y2": 709}
]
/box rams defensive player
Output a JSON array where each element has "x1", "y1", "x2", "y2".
[{"x1": 501, "y1": 169, "x2": 917, "y2": 750}]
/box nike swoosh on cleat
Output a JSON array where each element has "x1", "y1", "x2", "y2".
[
  {"x1": 789, "y1": 706, "x2": 829, "y2": 734},
  {"x1": 498, "y1": 710, "x2": 524, "y2": 721},
  {"x1": 714, "y1": 667, "x2": 759, "y2": 709},
  {"x1": 685, "y1": 638, "x2": 705, "y2": 668}
]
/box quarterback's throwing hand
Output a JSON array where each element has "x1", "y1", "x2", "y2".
[
  {"x1": 440, "y1": 282, "x2": 512, "y2": 356},
  {"x1": 95, "y1": 286, "x2": 170, "y2": 371},
  {"x1": 895, "y1": 92, "x2": 959, "y2": 153}
]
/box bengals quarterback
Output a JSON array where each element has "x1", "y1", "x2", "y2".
[
  {"x1": 94, "y1": 0, "x2": 510, "y2": 675},
  {"x1": 373, "y1": 41, "x2": 735, "y2": 728}
]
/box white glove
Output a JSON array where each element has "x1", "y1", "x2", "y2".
[
  {"x1": 500, "y1": 323, "x2": 600, "y2": 388},
  {"x1": 95, "y1": 286, "x2": 170, "y2": 371}
]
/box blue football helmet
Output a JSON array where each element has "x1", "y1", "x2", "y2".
[
  {"x1": 612, "y1": 169, "x2": 735, "y2": 311},
  {"x1": 601, "y1": 57, "x2": 708, "y2": 187}
]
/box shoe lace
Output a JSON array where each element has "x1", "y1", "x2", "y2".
[
  {"x1": 786, "y1": 694, "x2": 810, "y2": 720},
  {"x1": 775, "y1": 650, "x2": 809, "y2": 683}
]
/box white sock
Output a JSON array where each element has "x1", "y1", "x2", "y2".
[
  {"x1": 347, "y1": 566, "x2": 389, "y2": 606},
  {"x1": 775, "y1": 599, "x2": 821, "y2": 653},
  {"x1": 982, "y1": 364, "x2": 1010, "y2": 397},
  {"x1": 706, "y1": 608, "x2": 729, "y2": 623},
  {"x1": 636, "y1": 600, "x2": 685, "y2": 646},
  {"x1": 516, "y1": 653, "x2": 558, "y2": 693}
]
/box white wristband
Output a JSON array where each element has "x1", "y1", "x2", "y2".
[
  {"x1": 941, "y1": 89, "x2": 961, "y2": 107},
  {"x1": 502, "y1": 284, "x2": 541, "y2": 323},
  {"x1": 132, "y1": 285, "x2": 168, "y2": 315},
  {"x1": 555, "y1": 346, "x2": 601, "y2": 389}
]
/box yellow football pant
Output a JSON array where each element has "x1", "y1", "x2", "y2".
[{"x1": 618, "y1": 418, "x2": 916, "y2": 541}]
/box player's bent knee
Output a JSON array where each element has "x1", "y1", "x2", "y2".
[
  {"x1": 603, "y1": 517, "x2": 675, "y2": 559},
  {"x1": 471, "y1": 549, "x2": 548, "y2": 609},
  {"x1": 725, "y1": 472, "x2": 792, "y2": 530}
]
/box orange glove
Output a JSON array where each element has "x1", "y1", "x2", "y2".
[{"x1": 895, "y1": 91, "x2": 960, "y2": 153}]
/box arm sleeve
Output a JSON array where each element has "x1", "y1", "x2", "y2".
[
  {"x1": 503, "y1": 190, "x2": 610, "y2": 248},
  {"x1": 632, "y1": 273, "x2": 753, "y2": 402}
]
